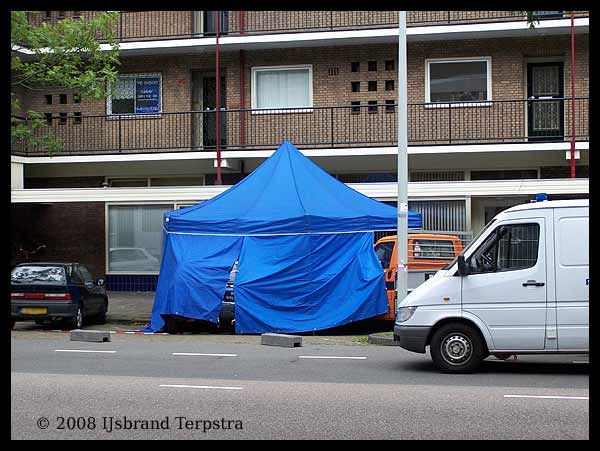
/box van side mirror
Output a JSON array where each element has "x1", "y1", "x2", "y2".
[{"x1": 457, "y1": 255, "x2": 470, "y2": 276}]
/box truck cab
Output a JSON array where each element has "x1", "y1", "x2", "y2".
[{"x1": 374, "y1": 233, "x2": 463, "y2": 321}]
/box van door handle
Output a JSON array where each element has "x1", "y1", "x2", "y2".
[{"x1": 522, "y1": 280, "x2": 545, "y2": 287}]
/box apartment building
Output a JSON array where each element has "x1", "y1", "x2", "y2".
[{"x1": 11, "y1": 10, "x2": 589, "y2": 290}]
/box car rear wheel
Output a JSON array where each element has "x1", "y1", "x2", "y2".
[
  {"x1": 66, "y1": 304, "x2": 84, "y2": 330},
  {"x1": 430, "y1": 323, "x2": 485, "y2": 374}
]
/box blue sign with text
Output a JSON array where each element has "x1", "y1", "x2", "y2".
[{"x1": 136, "y1": 78, "x2": 160, "y2": 114}]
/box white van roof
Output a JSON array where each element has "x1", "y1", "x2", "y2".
[{"x1": 504, "y1": 199, "x2": 588, "y2": 213}]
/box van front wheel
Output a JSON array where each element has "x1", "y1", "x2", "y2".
[{"x1": 430, "y1": 323, "x2": 484, "y2": 373}]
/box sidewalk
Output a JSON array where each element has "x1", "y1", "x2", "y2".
[{"x1": 106, "y1": 291, "x2": 155, "y2": 324}]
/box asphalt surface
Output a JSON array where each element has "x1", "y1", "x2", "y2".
[{"x1": 11, "y1": 329, "x2": 589, "y2": 440}]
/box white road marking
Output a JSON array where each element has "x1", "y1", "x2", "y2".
[
  {"x1": 55, "y1": 349, "x2": 116, "y2": 354},
  {"x1": 572, "y1": 360, "x2": 589, "y2": 364},
  {"x1": 172, "y1": 353, "x2": 237, "y2": 357},
  {"x1": 504, "y1": 394, "x2": 589, "y2": 400},
  {"x1": 160, "y1": 384, "x2": 243, "y2": 390},
  {"x1": 298, "y1": 355, "x2": 367, "y2": 360}
]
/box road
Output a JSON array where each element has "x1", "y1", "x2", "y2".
[{"x1": 11, "y1": 330, "x2": 589, "y2": 440}]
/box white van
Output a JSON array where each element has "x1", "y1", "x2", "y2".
[{"x1": 394, "y1": 199, "x2": 589, "y2": 373}]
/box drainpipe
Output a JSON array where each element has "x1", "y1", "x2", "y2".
[
  {"x1": 239, "y1": 10, "x2": 244, "y2": 34},
  {"x1": 570, "y1": 11, "x2": 576, "y2": 178},
  {"x1": 240, "y1": 50, "x2": 245, "y2": 147},
  {"x1": 215, "y1": 11, "x2": 222, "y2": 185}
]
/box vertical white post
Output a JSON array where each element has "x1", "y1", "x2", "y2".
[{"x1": 396, "y1": 11, "x2": 409, "y2": 308}]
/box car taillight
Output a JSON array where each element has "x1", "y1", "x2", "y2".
[
  {"x1": 43, "y1": 293, "x2": 72, "y2": 300},
  {"x1": 11, "y1": 293, "x2": 71, "y2": 300}
]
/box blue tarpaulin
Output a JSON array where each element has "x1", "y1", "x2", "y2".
[{"x1": 146, "y1": 141, "x2": 422, "y2": 333}]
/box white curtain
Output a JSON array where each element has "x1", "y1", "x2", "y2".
[{"x1": 256, "y1": 69, "x2": 311, "y2": 108}]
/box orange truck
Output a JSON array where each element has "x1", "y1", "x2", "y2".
[{"x1": 374, "y1": 233, "x2": 463, "y2": 321}]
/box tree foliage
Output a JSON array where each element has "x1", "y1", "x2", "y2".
[{"x1": 11, "y1": 11, "x2": 121, "y2": 154}]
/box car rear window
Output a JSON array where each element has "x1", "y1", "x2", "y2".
[{"x1": 11, "y1": 266, "x2": 67, "y2": 285}]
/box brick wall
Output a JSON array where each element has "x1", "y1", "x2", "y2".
[
  {"x1": 17, "y1": 34, "x2": 589, "y2": 153},
  {"x1": 11, "y1": 202, "x2": 106, "y2": 277}
]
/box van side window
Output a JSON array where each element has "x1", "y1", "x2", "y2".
[
  {"x1": 375, "y1": 241, "x2": 395, "y2": 269},
  {"x1": 469, "y1": 223, "x2": 539, "y2": 274}
]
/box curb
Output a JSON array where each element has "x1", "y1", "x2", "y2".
[{"x1": 367, "y1": 333, "x2": 398, "y2": 346}]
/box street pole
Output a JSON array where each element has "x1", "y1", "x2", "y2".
[
  {"x1": 570, "y1": 11, "x2": 576, "y2": 178},
  {"x1": 396, "y1": 11, "x2": 409, "y2": 308}
]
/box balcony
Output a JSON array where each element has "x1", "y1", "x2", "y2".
[
  {"x1": 11, "y1": 98, "x2": 589, "y2": 156},
  {"x1": 26, "y1": 11, "x2": 590, "y2": 42}
]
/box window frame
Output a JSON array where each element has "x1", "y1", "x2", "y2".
[
  {"x1": 106, "y1": 73, "x2": 163, "y2": 117},
  {"x1": 425, "y1": 56, "x2": 492, "y2": 107},
  {"x1": 251, "y1": 64, "x2": 313, "y2": 113}
]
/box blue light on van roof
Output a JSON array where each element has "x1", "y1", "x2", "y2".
[{"x1": 535, "y1": 193, "x2": 548, "y2": 202}]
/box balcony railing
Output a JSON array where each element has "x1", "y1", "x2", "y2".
[
  {"x1": 11, "y1": 98, "x2": 589, "y2": 156},
  {"x1": 26, "y1": 11, "x2": 589, "y2": 43}
]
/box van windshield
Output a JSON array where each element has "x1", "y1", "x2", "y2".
[{"x1": 442, "y1": 219, "x2": 497, "y2": 270}]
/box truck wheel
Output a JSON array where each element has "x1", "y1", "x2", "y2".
[{"x1": 430, "y1": 323, "x2": 485, "y2": 373}]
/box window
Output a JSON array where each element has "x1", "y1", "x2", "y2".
[
  {"x1": 74, "y1": 112, "x2": 82, "y2": 124},
  {"x1": 368, "y1": 81, "x2": 377, "y2": 91},
  {"x1": 59, "y1": 94, "x2": 67, "y2": 104},
  {"x1": 351, "y1": 101, "x2": 361, "y2": 113},
  {"x1": 351, "y1": 62, "x2": 360, "y2": 72},
  {"x1": 426, "y1": 58, "x2": 491, "y2": 103},
  {"x1": 108, "y1": 205, "x2": 172, "y2": 273},
  {"x1": 385, "y1": 100, "x2": 395, "y2": 112},
  {"x1": 469, "y1": 223, "x2": 539, "y2": 274},
  {"x1": 108, "y1": 74, "x2": 162, "y2": 115},
  {"x1": 351, "y1": 81, "x2": 360, "y2": 92},
  {"x1": 385, "y1": 60, "x2": 395, "y2": 71},
  {"x1": 368, "y1": 61, "x2": 377, "y2": 71},
  {"x1": 368, "y1": 100, "x2": 378, "y2": 113},
  {"x1": 45, "y1": 95, "x2": 53, "y2": 105},
  {"x1": 385, "y1": 80, "x2": 395, "y2": 91},
  {"x1": 375, "y1": 241, "x2": 395, "y2": 269},
  {"x1": 59, "y1": 113, "x2": 67, "y2": 124},
  {"x1": 252, "y1": 66, "x2": 312, "y2": 110},
  {"x1": 412, "y1": 239, "x2": 455, "y2": 259},
  {"x1": 44, "y1": 113, "x2": 53, "y2": 125}
]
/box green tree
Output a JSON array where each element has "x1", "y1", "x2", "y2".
[{"x1": 11, "y1": 11, "x2": 121, "y2": 154}]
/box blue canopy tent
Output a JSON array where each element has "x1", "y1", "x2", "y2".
[{"x1": 146, "y1": 141, "x2": 422, "y2": 333}]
